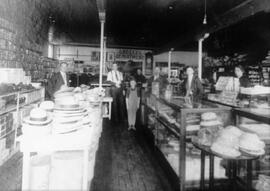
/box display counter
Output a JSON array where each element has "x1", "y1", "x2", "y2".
[
  {"x1": 140, "y1": 94, "x2": 232, "y2": 191},
  {"x1": 140, "y1": 93, "x2": 270, "y2": 191},
  {"x1": 17, "y1": 86, "x2": 110, "y2": 191},
  {"x1": 233, "y1": 108, "x2": 270, "y2": 190},
  {"x1": 19, "y1": 103, "x2": 103, "y2": 191}
]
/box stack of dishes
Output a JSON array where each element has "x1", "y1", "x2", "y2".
[
  {"x1": 210, "y1": 126, "x2": 242, "y2": 158},
  {"x1": 53, "y1": 96, "x2": 90, "y2": 134},
  {"x1": 22, "y1": 108, "x2": 52, "y2": 138},
  {"x1": 197, "y1": 112, "x2": 223, "y2": 146},
  {"x1": 239, "y1": 132, "x2": 265, "y2": 156}
]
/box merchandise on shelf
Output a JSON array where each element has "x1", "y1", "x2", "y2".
[
  {"x1": 0, "y1": 113, "x2": 14, "y2": 137},
  {"x1": 197, "y1": 112, "x2": 223, "y2": 146},
  {"x1": 240, "y1": 86, "x2": 270, "y2": 95},
  {"x1": 196, "y1": 124, "x2": 266, "y2": 158},
  {"x1": 248, "y1": 65, "x2": 262, "y2": 86},
  {"x1": 239, "y1": 123, "x2": 270, "y2": 141},
  {"x1": 261, "y1": 50, "x2": 270, "y2": 86},
  {"x1": 0, "y1": 68, "x2": 31, "y2": 85},
  {"x1": 255, "y1": 174, "x2": 270, "y2": 191},
  {"x1": 215, "y1": 76, "x2": 240, "y2": 91}
]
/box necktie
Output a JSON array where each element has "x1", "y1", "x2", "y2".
[{"x1": 115, "y1": 71, "x2": 119, "y2": 81}]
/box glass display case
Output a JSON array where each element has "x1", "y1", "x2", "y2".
[
  {"x1": 140, "y1": 94, "x2": 232, "y2": 191},
  {"x1": 233, "y1": 108, "x2": 270, "y2": 190}
]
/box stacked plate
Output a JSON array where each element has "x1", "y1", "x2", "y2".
[{"x1": 52, "y1": 96, "x2": 91, "y2": 134}]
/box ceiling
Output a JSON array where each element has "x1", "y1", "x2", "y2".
[{"x1": 1, "y1": 0, "x2": 270, "y2": 53}]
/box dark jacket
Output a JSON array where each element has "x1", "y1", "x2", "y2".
[
  {"x1": 147, "y1": 75, "x2": 169, "y2": 96},
  {"x1": 183, "y1": 76, "x2": 204, "y2": 102},
  {"x1": 47, "y1": 72, "x2": 68, "y2": 100},
  {"x1": 134, "y1": 74, "x2": 146, "y2": 85},
  {"x1": 239, "y1": 76, "x2": 251, "y2": 87}
]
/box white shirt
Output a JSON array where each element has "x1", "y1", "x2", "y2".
[
  {"x1": 107, "y1": 70, "x2": 123, "y2": 85},
  {"x1": 60, "y1": 71, "x2": 67, "y2": 86}
]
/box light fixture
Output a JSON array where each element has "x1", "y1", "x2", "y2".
[{"x1": 203, "y1": 0, "x2": 207, "y2": 25}]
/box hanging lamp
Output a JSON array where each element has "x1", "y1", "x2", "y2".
[{"x1": 203, "y1": 0, "x2": 207, "y2": 25}]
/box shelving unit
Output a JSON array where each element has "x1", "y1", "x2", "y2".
[{"x1": 0, "y1": 88, "x2": 44, "y2": 166}]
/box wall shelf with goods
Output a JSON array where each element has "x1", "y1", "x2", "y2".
[
  {"x1": 0, "y1": 16, "x2": 55, "y2": 83},
  {"x1": 0, "y1": 87, "x2": 45, "y2": 166},
  {"x1": 203, "y1": 51, "x2": 270, "y2": 88},
  {"x1": 140, "y1": 93, "x2": 232, "y2": 191},
  {"x1": 233, "y1": 108, "x2": 270, "y2": 191}
]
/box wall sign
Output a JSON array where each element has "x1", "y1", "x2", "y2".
[
  {"x1": 115, "y1": 49, "x2": 144, "y2": 60},
  {"x1": 106, "y1": 52, "x2": 115, "y2": 62}
]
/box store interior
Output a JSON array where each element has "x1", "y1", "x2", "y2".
[{"x1": 0, "y1": 0, "x2": 270, "y2": 191}]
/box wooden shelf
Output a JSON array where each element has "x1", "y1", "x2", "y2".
[
  {"x1": 156, "y1": 117, "x2": 180, "y2": 138},
  {"x1": 0, "y1": 146, "x2": 19, "y2": 167},
  {"x1": 0, "y1": 128, "x2": 15, "y2": 139}
]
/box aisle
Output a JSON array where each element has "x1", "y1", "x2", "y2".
[
  {"x1": 90, "y1": 119, "x2": 173, "y2": 191},
  {"x1": 0, "y1": 152, "x2": 22, "y2": 191}
]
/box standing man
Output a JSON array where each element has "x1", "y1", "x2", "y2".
[
  {"x1": 147, "y1": 67, "x2": 168, "y2": 96},
  {"x1": 134, "y1": 68, "x2": 146, "y2": 97},
  {"x1": 183, "y1": 66, "x2": 204, "y2": 103},
  {"x1": 47, "y1": 62, "x2": 69, "y2": 100},
  {"x1": 134, "y1": 68, "x2": 146, "y2": 86},
  {"x1": 107, "y1": 63, "x2": 124, "y2": 123}
]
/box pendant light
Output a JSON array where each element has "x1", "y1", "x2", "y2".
[{"x1": 203, "y1": 0, "x2": 207, "y2": 25}]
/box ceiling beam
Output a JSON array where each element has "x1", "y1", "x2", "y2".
[{"x1": 156, "y1": 0, "x2": 270, "y2": 54}]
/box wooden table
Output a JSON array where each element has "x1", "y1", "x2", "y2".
[{"x1": 192, "y1": 140, "x2": 259, "y2": 191}]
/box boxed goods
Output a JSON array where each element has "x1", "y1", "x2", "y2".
[{"x1": 0, "y1": 138, "x2": 6, "y2": 151}]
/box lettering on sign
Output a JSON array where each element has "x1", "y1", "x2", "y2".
[{"x1": 115, "y1": 49, "x2": 144, "y2": 60}]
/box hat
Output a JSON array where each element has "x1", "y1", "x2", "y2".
[
  {"x1": 239, "y1": 132, "x2": 265, "y2": 155},
  {"x1": 23, "y1": 108, "x2": 52, "y2": 126},
  {"x1": 54, "y1": 92, "x2": 75, "y2": 99},
  {"x1": 53, "y1": 115, "x2": 84, "y2": 124},
  {"x1": 54, "y1": 96, "x2": 83, "y2": 110},
  {"x1": 211, "y1": 142, "x2": 241, "y2": 158},
  {"x1": 221, "y1": 126, "x2": 243, "y2": 138},
  {"x1": 40, "y1": 101, "x2": 54, "y2": 112},
  {"x1": 201, "y1": 112, "x2": 217, "y2": 121},
  {"x1": 74, "y1": 93, "x2": 86, "y2": 102}
]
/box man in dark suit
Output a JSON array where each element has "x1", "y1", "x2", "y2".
[
  {"x1": 47, "y1": 62, "x2": 69, "y2": 100},
  {"x1": 183, "y1": 66, "x2": 204, "y2": 103}
]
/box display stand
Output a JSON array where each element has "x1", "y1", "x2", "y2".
[
  {"x1": 192, "y1": 139, "x2": 258, "y2": 191},
  {"x1": 19, "y1": 104, "x2": 103, "y2": 191}
]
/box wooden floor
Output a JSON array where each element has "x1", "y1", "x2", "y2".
[
  {"x1": 90, "y1": 119, "x2": 174, "y2": 191},
  {"x1": 0, "y1": 152, "x2": 22, "y2": 191}
]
